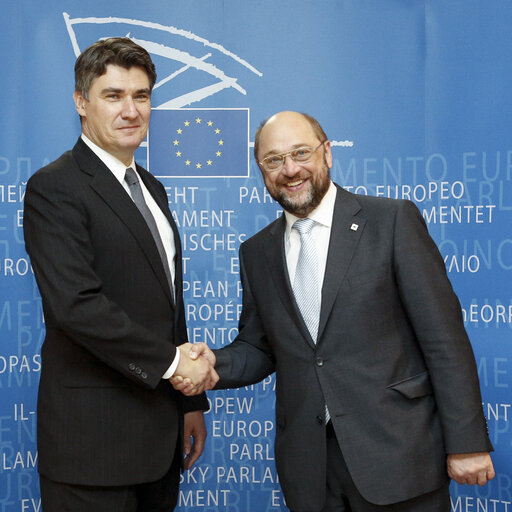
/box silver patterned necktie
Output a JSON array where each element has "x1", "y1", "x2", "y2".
[
  {"x1": 292, "y1": 217, "x2": 330, "y2": 423},
  {"x1": 124, "y1": 168, "x2": 174, "y2": 301},
  {"x1": 292, "y1": 218, "x2": 320, "y2": 342}
]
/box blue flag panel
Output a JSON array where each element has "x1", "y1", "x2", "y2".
[{"x1": 148, "y1": 109, "x2": 249, "y2": 178}]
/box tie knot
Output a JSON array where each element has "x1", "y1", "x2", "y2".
[
  {"x1": 293, "y1": 218, "x2": 315, "y2": 236},
  {"x1": 124, "y1": 167, "x2": 138, "y2": 186}
]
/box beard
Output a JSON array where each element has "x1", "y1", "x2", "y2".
[{"x1": 268, "y1": 157, "x2": 331, "y2": 217}]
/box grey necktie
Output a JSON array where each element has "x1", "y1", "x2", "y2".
[
  {"x1": 124, "y1": 167, "x2": 174, "y2": 301},
  {"x1": 292, "y1": 218, "x2": 330, "y2": 423}
]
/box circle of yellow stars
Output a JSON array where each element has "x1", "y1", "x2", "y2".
[{"x1": 172, "y1": 117, "x2": 223, "y2": 169}]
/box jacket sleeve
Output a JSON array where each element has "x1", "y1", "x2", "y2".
[
  {"x1": 214, "y1": 246, "x2": 276, "y2": 389},
  {"x1": 393, "y1": 200, "x2": 492, "y2": 453}
]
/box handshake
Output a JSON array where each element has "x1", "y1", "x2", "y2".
[{"x1": 171, "y1": 343, "x2": 218, "y2": 395}]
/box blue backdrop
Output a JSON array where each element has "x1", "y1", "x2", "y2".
[{"x1": 1, "y1": 1, "x2": 511, "y2": 510}]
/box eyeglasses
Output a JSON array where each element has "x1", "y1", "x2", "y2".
[{"x1": 259, "y1": 141, "x2": 326, "y2": 172}]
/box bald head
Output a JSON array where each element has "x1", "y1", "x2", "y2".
[{"x1": 254, "y1": 111, "x2": 328, "y2": 163}]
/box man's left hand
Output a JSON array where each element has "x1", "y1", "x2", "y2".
[
  {"x1": 183, "y1": 411, "x2": 207, "y2": 470},
  {"x1": 447, "y1": 452, "x2": 495, "y2": 486}
]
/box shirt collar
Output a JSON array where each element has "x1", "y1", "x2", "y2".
[
  {"x1": 81, "y1": 134, "x2": 136, "y2": 185},
  {"x1": 284, "y1": 181, "x2": 337, "y2": 237}
]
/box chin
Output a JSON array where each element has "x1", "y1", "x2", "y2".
[
  {"x1": 278, "y1": 195, "x2": 314, "y2": 216},
  {"x1": 120, "y1": 139, "x2": 144, "y2": 151}
]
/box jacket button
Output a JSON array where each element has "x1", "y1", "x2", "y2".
[
  {"x1": 141, "y1": 372, "x2": 148, "y2": 379},
  {"x1": 316, "y1": 358, "x2": 324, "y2": 367},
  {"x1": 128, "y1": 363, "x2": 136, "y2": 371},
  {"x1": 135, "y1": 367, "x2": 142, "y2": 375}
]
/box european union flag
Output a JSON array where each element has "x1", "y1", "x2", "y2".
[{"x1": 148, "y1": 108, "x2": 249, "y2": 178}]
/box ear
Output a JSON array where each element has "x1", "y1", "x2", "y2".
[
  {"x1": 73, "y1": 90, "x2": 87, "y2": 118},
  {"x1": 324, "y1": 140, "x2": 333, "y2": 169}
]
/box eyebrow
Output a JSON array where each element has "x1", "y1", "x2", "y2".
[{"x1": 100, "y1": 87, "x2": 151, "y2": 95}]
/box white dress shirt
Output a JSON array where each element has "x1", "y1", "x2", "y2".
[
  {"x1": 81, "y1": 134, "x2": 180, "y2": 378},
  {"x1": 284, "y1": 181, "x2": 337, "y2": 308}
]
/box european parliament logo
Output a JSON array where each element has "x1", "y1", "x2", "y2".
[
  {"x1": 148, "y1": 109, "x2": 249, "y2": 178},
  {"x1": 63, "y1": 13, "x2": 262, "y2": 108}
]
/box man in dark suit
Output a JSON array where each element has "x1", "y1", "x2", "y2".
[
  {"x1": 173, "y1": 111, "x2": 495, "y2": 511},
  {"x1": 23, "y1": 38, "x2": 217, "y2": 511}
]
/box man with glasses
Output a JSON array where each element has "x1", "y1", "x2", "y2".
[{"x1": 173, "y1": 110, "x2": 494, "y2": 511}]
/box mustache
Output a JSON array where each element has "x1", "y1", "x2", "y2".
[{"x1": 278, "y1": 173, "x2": 310, "y2": 185}]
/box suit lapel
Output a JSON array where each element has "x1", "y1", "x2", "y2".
[
  {"x1": 264, "y1": 216, "x2": 317, "y2": 349},
  {"x1": 317, "y1": 186, "x2": 365, "y2": 341},
  {"x1": 72, "y1": 139, "x2": 174, "y2": 307}
]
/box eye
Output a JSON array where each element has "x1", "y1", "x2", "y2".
[
  {"x1": 263, "y1": 155, "x2": 283, "y2": 169},
  {"x1": 292, "y1": 147, "x2": 312, "y2": 161}
]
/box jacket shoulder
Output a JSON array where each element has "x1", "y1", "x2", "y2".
[
  {"x1": 241, "y1": 215, "x2": 283, "y2": 250},
  {"x1": 347, "y1": 188, "x2": 421, "y2": 220},
  {"x1": 27, "y1": 149, "x2": 77, "y2": 184}
]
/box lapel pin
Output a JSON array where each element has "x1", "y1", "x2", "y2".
[{"x1": 350, "y1": 223, "x2": 359, "y2": 231}]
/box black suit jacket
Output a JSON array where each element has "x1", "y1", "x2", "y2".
[
  {"x1": 215, "y1": 185, "x2": 492, "y2": 510},
  {"x1": 23, "y1": 138, "x2": 206, "y2": 486}
]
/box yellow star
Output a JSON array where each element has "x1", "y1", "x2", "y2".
[
  {"x1": 185, "y1": 160, "x2": 191, "y2": 166},
  {"x1": 196, "y1": 162, "x2": 202, "y2": 168},
  {"x1": 216, "y1": 151, "x2": 222, "y2": 157},
  {"x1": 173, "y1": 140, "x2": 179, "y2": 146},
  {"x1": 176, "y1": 151, "x2": 182, "y2": 157},
  {"x1": 177, "y1": 128, "x2": 182, "y2": 134},
  {"x1": 207, "y1": 121, "x2": 213, "y2": 126},
  {"x1": 207, "y1": 160, "x2": 213, "y2": 165},
  {"x1": 218, "y1": 140, "x2": 224, "y2": 146},
  {"x1": 215, "y1": 128, "x2": 221, "y2": 134},
  {"x1": 195, "y1": 117, "x2": 201, "y2": 124},
  {"x1": 184, "y1": 121, "x2": 190, "y2": 126}
]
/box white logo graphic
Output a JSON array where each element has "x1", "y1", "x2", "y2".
[{"x1": 63, "y1": 12, "x2": 262, "y2": 108}]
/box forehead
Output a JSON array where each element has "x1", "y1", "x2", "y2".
[
  {"x1": 259, "y1": 113, "x2": 318, "y2": 155},
  {"x1": 90, "y1": 64, "x2": 150, "y2": 90}
]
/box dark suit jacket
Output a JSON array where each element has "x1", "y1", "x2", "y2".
[
  {"x1": 23, "y1": 138, "x2": 206, "y2": 486},
  {"x1": 215, "y1": 184, "x2": 492, "y2": 510}
]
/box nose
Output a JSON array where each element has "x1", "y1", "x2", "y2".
[
  {"x1": 121, "y1": 97, "x2": 138, "y2": 119},
  {"x1": 281, "y1": 154, "x2": 300, "y2": 176}
]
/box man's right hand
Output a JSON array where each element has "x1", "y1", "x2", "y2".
[{"x1": 171, "y1": 343, "x2": 218, "y2": 395}]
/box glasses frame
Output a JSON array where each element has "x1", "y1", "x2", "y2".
[{"x1": 258, "y1": 140, "x2": 326, "y2": 173}]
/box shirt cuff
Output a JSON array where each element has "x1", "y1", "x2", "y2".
[{"x1": 162, "y1": 348, "x2": 180, "y2": 379}]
